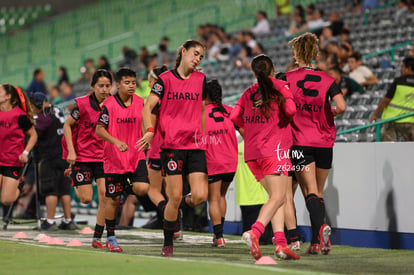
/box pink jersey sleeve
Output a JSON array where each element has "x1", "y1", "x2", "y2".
[
  {"x1": 230, "y1": 94, "x2": 246, "y2": 128},
  {"x1": 281, "y1": 86, "x2": 296, "y2": 118}
]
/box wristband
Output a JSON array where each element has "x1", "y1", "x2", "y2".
[
  {"x1": 147, "y1": 127, "x2": 155, "y2": 133},
  {"x1": 23, "y1": 150, "x2": 29, "y2": 156}
]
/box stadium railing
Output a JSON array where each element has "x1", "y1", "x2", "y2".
[
  {"x1": 80, "y1": 31, "x2": 140, "y2": 65},
  {"x1": 362, "y1": 41, "x2": 413, "y2": 63},
  {"x1": 337, "y1": 112, "x2": 414, "y2": 141},
  {"x1": 363, "y1": 0, "x2": 398, "y2": 25}
]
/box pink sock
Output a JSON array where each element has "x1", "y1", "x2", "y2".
[
  {"x1": 274, "y1": 231, "x2": 287, "y2": 247},
  {"x1": 251, "y1": 221, "x2": 265, "y2": 239}
]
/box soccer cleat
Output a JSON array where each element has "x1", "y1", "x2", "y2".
[
  {"x1": 92, "y1": 240, "x2": 107, "y2": 249},
  {"x1": 212, "y1": 237, "x2": 225, "y2": 247},
  {"x1": 161, "y1": 245, "x2": 174, "y2": 257},
  {"x1": 40, "y1": 220, "x2": 58, "y2": 231},
  {"x1": 275, "y1": 245, "x2": 300, "y2": 260},
  {"x1": 242, "y1": 230, "x2": 262, "y2": 260},
  {"x1": 58, "y1": 221, "x2": 78, "y2": 230},
  {"x1": 288, "y1": 240, "x2": 301, "y2": 251},
  {"x1": 306, "y1": 243, "x2": 321, "y2": 254},
  {"x1": 320, "y1": 224, "x2": 332, "y2": 255},
  {"x1": 106, "y1": 236, "x2": 123, "y2": 252},
  {"x1": 173, "y1": 231, "x2": 183, "y2": 241},
  {"x1": 173, "y1": 209, "x2": 184, "y2": 240}
]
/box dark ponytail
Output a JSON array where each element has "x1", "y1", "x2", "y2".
[
  {"x1": 152, "y1": 65, "x2": 168, "y2": 78},
  {"x1": 2, "y1": 84, "x2": 34, "y2": 123},
  {"x1": 251, "y1": 55, "x2": 285, "y2": 117},
  {"x1": 206, "y1": 79, "x2": 227, "y2": 115}
]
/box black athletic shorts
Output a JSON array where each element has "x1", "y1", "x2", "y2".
[
  {"x1": 148, "y1": 158, "x2": 162, "y2": 171},
  {"x1": 105, "y1": 160, "x2": 149, "y2": 198},
  {"x1": 290, "y1": 146, "x2": 333, "y2": 169},
  {"x1": 39, "y1": 159, "x2": 71, "y2": 196},
  {"x1": 208, "y1": 172, "x2": 235, "y2": 184},
  {"x1": 71, "y1": 162, "x2": 104, "y2": 187},
  {"x1": 160, "y1": 149, "x2": 207, "y2": 176},
  {"x1": 0, "y1": 165, "x2": 22, "y2": 180}
]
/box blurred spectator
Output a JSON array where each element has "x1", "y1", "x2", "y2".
[
  {"x1": 338, "y1": 43, "x2": 353, "y2": 70},
  {"x1": 327, "y1": 11, "x2": 345, "y2": 36},
  {"x1": 49, "y1": 85, "x2": 63, "y2": 105},
  {"x1": 27, "y1": 68, "x2": 47, "y2": 96},
  {"x1": 139, "y1": 46, "x2": 151, "y2": 69},
  {"x1": 319, "y1": 26, "x2": 338, "y2": 49},
  {"x1": 207, "y1": 31, "x2": 222, "y2": 60},
  {"x1": 339, "y1": 28, "x2": 351, "y2": 44},
  {"x1": 57, "y1": 66, "x2": 70, "y2": 86},
  {"x1": 286, "y1": 5, "x2": 306, "y2": 35},
  {"x1": 306, "y1": 8, "x2": 328, "y2": 31},
  {"x1": 237, "y1": 32, "x2": 263, "y2": 69},
  {"x1": 344, "y1": 0, "x2": 378, "y2": 14},
  {"x1": 60, "y1": 81, "x2": 76, "y2": 102},
  {"x1": 118, "y1": 46, "x2": 138, "y2": 68},
  {"x1": 29, "y1": 92, "x2": 76, "y2": 230},
  {"x1": 274, "y1": 0, "x2": 292, "y2": 16},
  {"x1": 227, "y1": 33, "x2": 242, "y2": 58},
  {"x1": 79, "y1": 58, "x2": 96, "y2": 82},
  {"x1": 157, "y1": 36, "x2": 170, "y2": 66},
  {"x1": 362, "y1": 0, "x2": 378, "y2": 10},
  {"x1": 370, "y1": 57, "x2": 414, "y2": 141},
  {"x1": 348, "y1": 52, "x2": 378, "y2": 87},
  {"x1": 328, "y1": 66, "x2": 365, "y2": 98},
  {"x1": 395, "y1": 0, "x2": 410, "y2": 21},
  {"x1": 98, "y1": 55, "x2": 111, "y2": 72},
  {"x1": 251, "y1": 10, "x2": 270, "y2": 35}
]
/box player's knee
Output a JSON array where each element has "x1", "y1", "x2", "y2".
[
  {"x1": 1, "y1": 197, "x2": 14, "y2": 206},
  {"x1": 191, "y1": 193, "x2": 207, "y2": 206},
  {"x1": 79, "y1": 197, "x2": 92, "y2": 204},
  {"x1": 132, "y1": 183, "x2": 149, "y2": 196}
]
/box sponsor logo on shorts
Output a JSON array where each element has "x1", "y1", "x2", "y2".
[
  {"x1": 151, "y1": 164, "x2": 161, "y2": 169},
  {"x1": 167, "y1": 160, "x2": 177, "y2": 171},
  {"x1": 108, "y1": 183, "x2": 115, "y2": 194},
  {"x1": 76, "y1": 172, "x2": 84, "y2": 182},
  {"x1": 13, "y1": 170, "x2": 19, "y2": 177}
]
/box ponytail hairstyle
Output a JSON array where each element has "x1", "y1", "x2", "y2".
[
  {"x1": 251, "y1": 55, "x2": 285, "y2": 117},
  {"x1": 175, "y1": 39, "x2": 205, "y2": 69},
  {"x1": 289, "y1": 32, "x2": 319, "y2": 66},
  {"x1": 149, "y1": 65, "x2": 168, "y2": 80},
  {"x1": 206, "y1": 79, "x2": 227, "y2": 115},
  {"x1": 2, "y1": 84, "x2": 34, "y2": 123}
]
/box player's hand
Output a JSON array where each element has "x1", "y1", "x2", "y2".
[
  {"x1": 18, "y1": 153, "x2": 28, "y2": 163},
  {"x1": 136, "y1": 132, "x2": 154, "y2": 152},
  {"x1": 67, "y1": 151, "x2": 77, "y2": 165},
  {"x1": 115, "y1": 140, "x2": 129, "y2": 152}
]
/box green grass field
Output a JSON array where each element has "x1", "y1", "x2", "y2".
[{"x1": 1, "y1": 226, "x2": 414, "y2": 275}]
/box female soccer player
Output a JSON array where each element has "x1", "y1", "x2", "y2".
[
  {"x1": 63, "y1": 69, "x2": 112, "y2": 248},
  {"x1": 139, "y1": 40, "x2": 208, "y2": 257},
  {"x1": 230, "y1": 55, "x2": 299, "y2": 260},
  {"x1": 0, "y1": 84, "x2": 37, "y2": 206},
  {"x1": 286, "y1": 32, "x2": 346, "y2": 255},
  {"x1": 96, "y1": 68, "x2": 149, "y2": 252},
  {"x1": 204, "y1": 79, "x2": 238, "y2": 247}
]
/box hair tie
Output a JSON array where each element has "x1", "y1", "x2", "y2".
[
  {"x1": 15, "y1": 87, "x2": 27, "y2": 113},
  {"x1": 149, "y1": 70, "x2": 158, "y2": 80}
]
